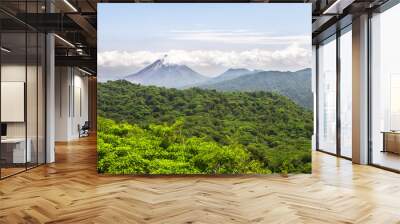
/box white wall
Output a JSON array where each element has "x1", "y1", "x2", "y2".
[
  {"x1": 55, "y1": 67, "x2": 89, "y2": 141},
  {"x1": 1, "y1": 63, "x2": 46, "y2": 164},
  {"x1": 72, "y1": 73, "x2": 89, "y2": 138},
  {"x1": 55, "y1": 66, "x2": 70, "y2": 141},
  {"x1": 0, "y1": 65, "x2": 40, "y2": 138},
  {"x1": 1, "y1": 65, "x2": 26, "y2": 139}
]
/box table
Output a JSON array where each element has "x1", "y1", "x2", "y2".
[
  {"x1": 1, "y1": 138, "x2": 32, "y2": 164},
  {"x1": 382, "y1": 131, "x2": 400, "y2": 154}
]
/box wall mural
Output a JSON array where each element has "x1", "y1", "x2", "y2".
[{"x1": 97, "y1": 3, "x2": 313, "y2": 174}]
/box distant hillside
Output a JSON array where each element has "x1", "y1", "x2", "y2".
[
  {"x1": 184, "y1": 68, "x2": 260, "y2": 88},
  {"x1": 199, "y1": 68, "x2": 313, "y2": 109},
  {"x1": 202, "y1": 68, "x2": 254, "y2": 85}
]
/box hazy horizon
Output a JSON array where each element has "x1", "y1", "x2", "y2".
[{"x1": 97, "y1": 56, "x2": 312, "y2": 83}]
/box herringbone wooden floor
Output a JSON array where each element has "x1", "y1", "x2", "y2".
[{"x1": 1, "y1": 136, "x2": 400, "y2": 224}]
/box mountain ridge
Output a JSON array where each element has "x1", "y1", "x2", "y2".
[
  {"x1": 124, "y1": 55, "x2": 209, "y2": 88},
  {"x1": 123, "y1": 56, "x2": 312, "y2": 109}
]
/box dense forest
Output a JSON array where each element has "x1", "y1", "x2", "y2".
[{"x1": 97, "y1": 80, "x2": 313, "y2": 174}]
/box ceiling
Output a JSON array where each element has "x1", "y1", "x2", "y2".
[{"x1": 0, "y1": 0, "x2": 393, "y2": 75}]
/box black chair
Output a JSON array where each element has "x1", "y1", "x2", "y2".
[{"x1": 79, "y1": 121, "x2": 90, "y2": 138}]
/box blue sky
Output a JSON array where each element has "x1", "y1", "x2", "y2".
[{"x1": 98, "y1": 3, "x2": 311, "y2": 80}]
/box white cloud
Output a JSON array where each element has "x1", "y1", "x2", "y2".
[
  {"x1": 98, "y1": 44, "x2": 311, "y2": 74},
  {"x1": 168, "y1": 29, "x2": 310, "y2": 46}
]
